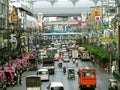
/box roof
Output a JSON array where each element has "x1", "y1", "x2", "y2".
[
  {"x1": 37, "y1": 68, "x2": 48, "y2": 71},
  {"x1": 50, "y1": 82, "x2": 64, "y2": 87},
  {"x1": 32, "y1": 0, "x2": 99, "y2": 16},
  {"x1": 80, "y1": 67, "x2": 95, "y2": 70}
]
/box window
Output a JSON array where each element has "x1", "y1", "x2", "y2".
[
  {"x1": 51, "y1": 87, "x2": 64, "y2": 90},
  {"x1": 82, "y1": 70, "x2": 94, "y2": 77},
  {"x1": 38, "y1": 71, "x2": 48, "y2": 75}
]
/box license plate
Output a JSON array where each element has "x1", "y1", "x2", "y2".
[{"x1": 87, "y1": 85, "x2": 90, "y2": 87}]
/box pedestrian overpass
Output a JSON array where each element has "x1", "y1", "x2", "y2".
[
  {"x1": 39, "y1": 32, "x2": 82, "y2": 40},
  {"x1": 44, "y1": 21, "x2": 78, "y2": 25}
]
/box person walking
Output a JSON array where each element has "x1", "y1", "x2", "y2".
[
  {"x1": 18, "y1": 74, "x2": 22, "y2": 85},
  {"x1": 111, "y1": 65, "x2": 115, "y2": 73}
]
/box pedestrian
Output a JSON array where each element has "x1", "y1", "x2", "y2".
[
  {"x1": 111, "y1": 65, "x2": 115, "y2": 73},
  {"x1": 14, "y1": 73, "x2": 18, "y2": 84},
  {"x1": 18, "y1": 74, "x2": 22, "y2": 85}
]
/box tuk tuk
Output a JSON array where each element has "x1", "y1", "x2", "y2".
[
  {"x1": 108, "y1": 78, "x2": 118, "y2": 90},
  {"x1": 67, "y1": 68, "x2": 75, "y2": 79}
]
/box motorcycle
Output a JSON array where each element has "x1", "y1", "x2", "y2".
[
  {"x1": 76, "y1": 60, "x2": 78, "y2": 67},
  {"x1": 108, "y1": 78, "x2": 118, "y2": 90},
  {"x1": 72, "y1": 58, "x2": 75, "y2": 64},
  {"x1": 63, "y1": 66, "x2": 66, "y2": 74}
]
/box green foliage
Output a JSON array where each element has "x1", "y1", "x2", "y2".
[{"x1": 81, "y1": 44, "x2": 110, "y2": 60}]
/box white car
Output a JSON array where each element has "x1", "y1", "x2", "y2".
[
  {"x1": 47, "y1": 82, "x2": 64, "y2": 90},
  {"x1": 37, "y1": 68, "x2": 49, "y2": 81},
  {"x1": 63, "y1": 55, "x2": 70, "y2": 62}
]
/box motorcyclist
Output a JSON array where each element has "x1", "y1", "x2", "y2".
[
  {"x1": 92, "y1": 59, "x2": 95, "y2": 65},
  {"x1": 58, "y1": 62, "x2": 62, "y2": 68},
  {"x1": 72, "y1": 58, "x2": 75, "y2": 64},
  {"x1": 63, "y1": 66, "x2": 66, "y2": 74},
  {"x1": 75, "y1": 59, "x2": 78, "y2": 67}
]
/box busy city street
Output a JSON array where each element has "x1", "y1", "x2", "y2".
[
  {"x1": 7, "y1": 58, "x2": 111, "y2": 90},
  {"x1": 1, "y1": 0, "x2": 120, "y2": 90}
]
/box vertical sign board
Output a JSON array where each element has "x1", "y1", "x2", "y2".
[{"x1": 11, "y1": 6, "x2": 18, "y2": 25}]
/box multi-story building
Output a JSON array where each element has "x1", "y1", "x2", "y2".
[
  {"x1": 0, "y1": 0, "x2": 9, "y2": 58},
  {"x1": 9, "y1": 0, "x2": 38, "y2": 57}
]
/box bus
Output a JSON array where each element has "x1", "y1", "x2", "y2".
[
  {"x1": 26, "y1": 75, "x2": 41, "y2": 90},
  {"x1": 47, "y1": 47, "x2": 57, "y2": 58},
  {"x1": 77, "y1": 67, "x2": 96, "y2": 89}
]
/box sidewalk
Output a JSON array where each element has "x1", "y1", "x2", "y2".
[{"x1": 94, "y1": 62, "x2": 120, "y2": 89}]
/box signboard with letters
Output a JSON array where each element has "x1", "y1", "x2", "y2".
[{"x1": 43, "y1": 34, "x2": 81, "y2": 40}]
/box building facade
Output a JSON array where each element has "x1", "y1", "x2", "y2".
[{"x1": 0, "y1": 0, "x2": 9, "y2": 59}]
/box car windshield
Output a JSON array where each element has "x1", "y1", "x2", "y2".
[
  {"x1": 51, "y1": 87, "x2": 64, "y2": 90},
  {"x1": 82, "y1": 70, "x2": 94, "y2": 77},
  {"x1": 68, "y1": 69, "x2": 75, "y2": 74},
  {"x1": 38, "y1": 71, "x2": 48, "y2": 74}
]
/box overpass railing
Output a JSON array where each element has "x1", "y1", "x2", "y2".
[{"x1": 44, "y1": 21, "x2": 78, "y2": 25}]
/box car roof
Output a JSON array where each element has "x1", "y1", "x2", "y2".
[
  {"x1": 50, "y1": 82, "x2": 64, "y2": 87},
  {"x1": 37, "y1": 68, "x2": 48, "y2": 71}
]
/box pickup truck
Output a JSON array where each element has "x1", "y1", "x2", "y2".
[{"x1": 42, "y1": 58, "x2": 55, "y2": 74}]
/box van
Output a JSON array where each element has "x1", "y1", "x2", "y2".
[
  {"x1": 47, "y1": 82, "x2": 64, "y2": 90},
  {"x1": 37, "y1": 68, "x2": 49, "y2": 81}
]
